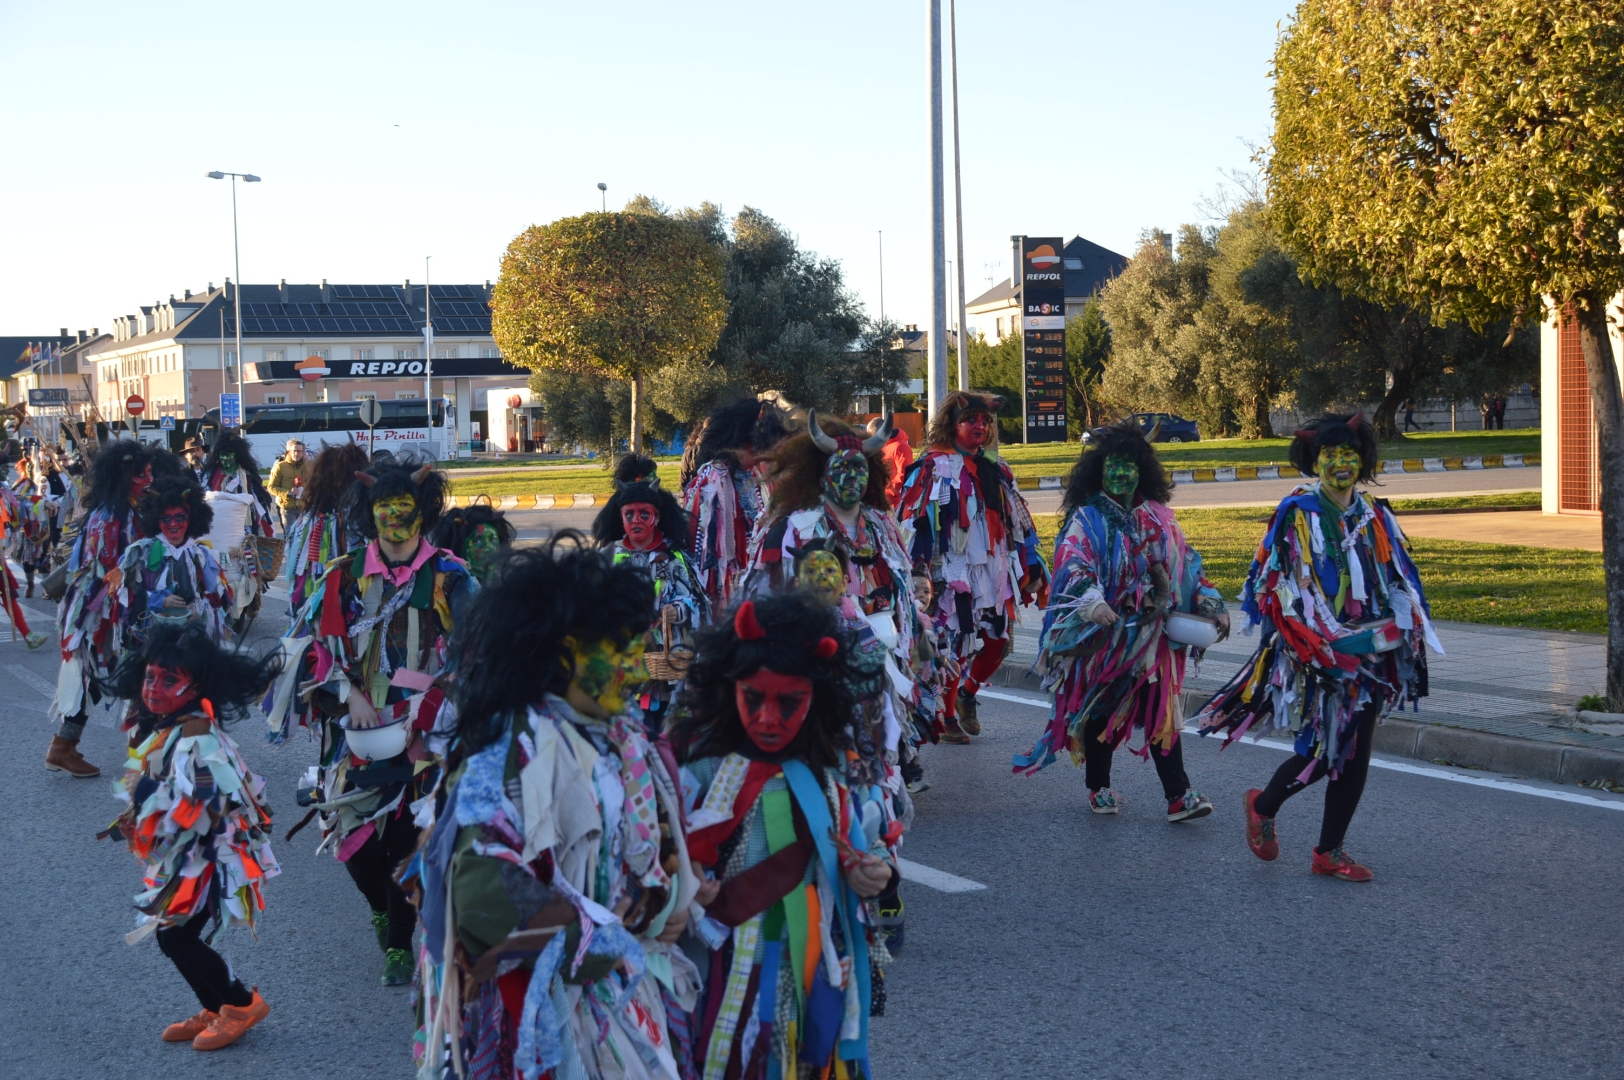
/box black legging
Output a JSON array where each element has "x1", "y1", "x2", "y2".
[
  {"x1": 156, "y1": 916, "x2": 254, "y2": 1013},
  {"x1": 1253, "y1": 704, "x2": 1379, "y2": 853},
  {"x1": 1082, "y1": 709, "x2": 1191, "y2": 801},
  {"x1": 343, "y1": 808, "x2": 420, "y2": 951}
]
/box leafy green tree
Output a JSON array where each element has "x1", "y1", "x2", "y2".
[
  {"x1": 1065, "y1": 299, "x2": 1111, "y2": 435},
  {"x1": 1268, "y1": 0, "x2": 1624, "y2": 703},
  {"x1": 965, "y1": 332, "x2": 1026, "y2": 443},
  {"x1": 491, "y1": 210, "x2": 727, "y2": 454}
]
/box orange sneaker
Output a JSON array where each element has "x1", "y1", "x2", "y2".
[
  {"x1": 1311, "y1": 846, "x2": 1374, "y2": 882},
  {"x1": 192, "y1": 989, "x2": 269, "y2": 1051},
  {"x1": 161, "y1": 1009, "x2": 216, "y2": 1042},
  {"x1": 1244, "y1": 788, "x2": 1279, "y2": 862}
]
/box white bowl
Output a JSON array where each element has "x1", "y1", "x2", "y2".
[
  {"x1": 1165, "y1": 611, "x2": 1221, "y2": 649},
  {"x1": 344, "y1": 720, "x2": 411, "y2": 762}
]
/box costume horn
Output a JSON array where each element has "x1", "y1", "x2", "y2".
[
  {"x1": 354, "y1": 470, "x2": 377, "y2": 487},
  {"x1": 734, "y1": 600, "x2": 766, "y2": 641},
  {"x1": 806, "y1": 409, "x2": 839, "y2": 455},
  {"x1": 811, "y1": 636, "x2": 839, "y2": 658},
  {"x1": 1346, "y1": 411, "x2": 1364, "y2": 431},
  {"x1": 1144, "y1": 418, "x2": 1163, "y2": 443},
  {"x1": 860, "y1": 413, "x2": 892, "y2": 455},
  {"x1": 411, "y1": 463, "x2": 433, "y2": 485}
]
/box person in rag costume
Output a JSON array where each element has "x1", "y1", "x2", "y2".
[
  {"x1": 680, "y1": 397, "x2": 789, "y2": 620},
  {"x1": 100, "y1": 621, "x2": 282, "y2": 1051},
  {"x1": 594, "y1": 453, "x2": 707, "y2": 733},
  {"x1": 264, "y1": 457, "x2": 476, "y2": 984},
  {"x1": 403, "y1": 536, "x2": 701, "y2": 1080},
  {"x1": 894, "y1": 392, "x2": 1049, "y2": 739},
  {"x1": 283, "y1": 441, "x2": 370, "y2": 613},
  {"x1": 429, "y1": 502, "x2": 516, "y2": 586},
  {"x1": 1012, "y1": 422, "x2": 1226, "y2": 821},
  {"x1": 0, "y1": 449, "x2": 48, "y2": 649},
  {"x1": 11, "y1": 452, "x2": 58, "y2": 596},
  {"x1": 671, "y1": 593, "x2": 897, "y2": 1080},
  {"x1": 117, "y1": 474, "x2": 233, "y2": 652},
  {"x1": 48, "y1": 441, "x2": 184, "y2": 778},
  {"x1": 1196, "y1": 413, "x2": 1438, "y2": 882},
  {"x1": 199, "y1": 430, "x2": 277, "y2": 632}
]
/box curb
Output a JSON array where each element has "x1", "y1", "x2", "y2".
[
  {"x1": 1012, "y1": 453, "x2": 1539, "y2": 491},
  {"x1": 446, "y1": 493, "x2": 599, "y2": 510}
]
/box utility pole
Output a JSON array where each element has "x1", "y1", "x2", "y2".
[
  {"x1": 927, "y1": 0, "x2": 948, "y2": 423},
  {"x1": 424, "y1": 256, "x2": 435, "y2": 453},
  {"x1": 950, "y1": 0, "x2": 969, "y2": 392},
  {"x1": 878, "y1": 230, "x2": 887, "y2": 414}
]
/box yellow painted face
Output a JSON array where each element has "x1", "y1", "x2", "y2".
[
  {"x1": 1317, "y1": 445, "x2": 1362, "y2": 493},
  {"x1": 796, "y1": 549, "x2": 846, "y2": 607},
  {"x1": 373, "y1": 494, "x2": 420, "y2": 544},
  {"x1": 566, "y1": 634, "x2": 648, "y2": 716}
]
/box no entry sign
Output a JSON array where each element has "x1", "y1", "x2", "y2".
[{"x1": 125, "y1": 394, "x2": 146, "y2": 416}]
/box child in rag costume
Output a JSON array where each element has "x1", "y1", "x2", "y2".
[
  {"x1": 199, "y1": 430, "x2": 277, "y2": 630},
  {"x1": 1196, "y1": 413, "x2": 1438, "y2": 882},
  {"x1": 284, "y1": 441, "x2": 369, "y2": 613},
  {"x1": 429, "y1": 502, "x2": 515, "y2": 586},
  {"x1": 11, "y1": 452, "x2": 58, "y2": 596},
  {"x1": 670, "y1": 593, "x2": 898, "y2": 1080},
  {"x1": 1013, "y1": 422, "x2": 1226, "y2": 822},
  {"x1": 265, "y1": 459, "x2": 476, "y2": 984},
  {"x1": 102, "y1": 622, "x2": 282, "y2": 1051},
  {"x1": 0, "y1": 451, "x2": 48, "y2": 648},
  {"x1": 117, "y1": 474, "x2": 232, "y2": 652},
  {"x1": 404, "y1": 536, "x2": 700, "y2": 1080}
]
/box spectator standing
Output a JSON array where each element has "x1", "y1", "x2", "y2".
[
  {"x1": 1402, "y1": 398, "x2": 1418, "y2": 432},
  {"x1": 1491, "y1": 394, "x2": 1507, "y2": 430},
  {"x1": 870, "y1": 415, "x2": 915, "y2": 504},
  {"x1": 266, "y1": 439, "x2": 310, "y2": 532}
]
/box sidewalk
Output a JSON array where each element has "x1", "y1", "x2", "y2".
[
  {"x1": 995, "y1": 614, "x2": 1624, "y2": 786},
  {"x1": 1396, "y1": 510, "x2": 1601, "y2": 551}
]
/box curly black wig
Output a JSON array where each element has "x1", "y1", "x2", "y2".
[
  {"x1": 668, "y1": 592, "x2": 858, "y2": 771},
  {"x1": 428, "y1": 503, "x2": 516, "y2": 559},
  {"x1": 680, "y1": 397, "x2": 791, "y2": 489},
  {"x1": 303, "y1": 441, "x2": 371, "y2": 516},
  {"x1": 84, "y1": 439, "x2": 186, "y2": 514},
  {"x1": 98, "y1": 621, "x2": 283, "y2": 739},
  {"x1": 1289, "y1": 412, "x2": 1379, "y2": 483},
  {"x1": 593, "y1": 453, "x2": 688, "y2": 547},
  {"x1": 201, "y1": 429, "x2": 272, "y2": 504},
  {"x1": 346, "y1": 457, "x2": 450, "y2": 541},
  {"x1": 450, "y1": 532, "x2": 656, "y2": 758},
  {"x1": 1062, "y1": 421, "x2": 1174, "y2": 513},
  {"x1": 136, "y1": 474, "x2": 213, "y2": 540}
]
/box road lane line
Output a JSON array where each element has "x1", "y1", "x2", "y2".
[
  {"x1": 896, "y1": 857, "x2": 988, "y2": 893},
  {"x1": 975, "y1": 687, "x2": 1624, "y2": 813},
  {"x1": 5, "y1": 663, "x2": 53, "y2": 712}
]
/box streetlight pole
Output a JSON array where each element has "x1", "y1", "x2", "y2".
[
  {"x1": 927, "y1": 0, "x2": 948, "y2": 425},
  {"x1": 424, "y1": 255, "x2": 435, "y2": 450},
  {"x1": 950, "y1": 0, "x2": 969, "y2": 393},
  {"x1": 598, "y1": 182, "x2": 607, "y2": 212},
  {"x1": 206, "y1": 170, "x2": 260, "y2": 424}
]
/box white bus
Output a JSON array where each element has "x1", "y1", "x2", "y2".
[{"x1": 237, "y1": 399, "x2": 454, "y2": 462}]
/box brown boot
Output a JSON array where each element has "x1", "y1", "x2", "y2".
[{"x1": 44, "y1": 736, "x2": 100, "y2": 777}]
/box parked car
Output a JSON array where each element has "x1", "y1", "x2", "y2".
[{"x1": 1083, "y1": 412, "x2": 1201, "y2": 443}]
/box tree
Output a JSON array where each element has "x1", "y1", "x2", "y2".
[
  {"x1": 1065, "y1": 298, "x2": 1111, "y2": 435},
  {"x1": 1269, "y1": 0, "x2": 1624, "y2": 704},
  {"x1": 491, "y1": 210, "x2": 727, "y2": 454},
  {"x1": 965, "y1": 332, "x2": 1026, "y2": 443}
]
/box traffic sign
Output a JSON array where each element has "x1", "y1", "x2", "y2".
[
  {"x1": 27, "y1": 389, "x2": 68, "y2": 405},
  {"x1": 125, "y1": 394, "x2": 145, "y2": 416},
  {"x1": 357, "y1": 397, "x2": 384, "y2": 426},
  {"x1": 160, "y1": 415, "x2": 176, "y2": 431},
  {"x1": 220, "y1": 393, "x2": 242, "y2": 428}
]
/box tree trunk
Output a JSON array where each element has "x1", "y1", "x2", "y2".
[
  {"x1": 629, "y1": 370, "x2": 645, "y2": 456},
  {"x1": 1575, "y1": 294, "x2": 1624, "y2": 709},
  {"x1": 1372, "y1": 367, "x2": 1413, "y2": 441},
  {"x1": 1250, "y1": 382, "x2": 1275, "y2": 439}
]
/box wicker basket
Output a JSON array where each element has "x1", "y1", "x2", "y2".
[
  {"x1": 252, "y1": 535, "x2": 286, "y2": 581},
  {"x1": 644, "y1": 606, "x2": 693, "y2": 682}
]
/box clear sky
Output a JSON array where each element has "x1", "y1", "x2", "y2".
[{"x1": 0, "y1": 0, "x2": 1293, "y2": 336}]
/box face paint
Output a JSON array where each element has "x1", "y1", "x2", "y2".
[
  {"x1": 1102, "y1": 454, "x2": 1140, "y2": 500},
  {"x1": 568, "y1": 634, "x2": 647, "y2": 716},
  {"x1": 373, "y1": 494, "x2": 420, "y2": 544},
  {"x1": 159, "y1": 508, "x2": 190, "y2": 545},
  {"x1": 821, "y1": 449, "x2": 868, "y2": 510},
  {"x1": 129, "y1": 463, "x2": 154, "y2": 503},
  {"x1": 620, "y1": 502, "x2": 661, "y2": 551},
  {"x1": 953, "y1": 412, "x2": 991, "y2": 453},
  {"x1": 218, "y1": 452, "x2": 237, "y2": 474},
  {"x1": 735, "y1": 669, "x2": 813, "y2": 753},
  {"x1": 141, "y1": 663, "x2": 198, "y2": 715},
  {"x1": 463, "y1": 522, "x2": 502, "y2": 581},
  {"x1": 1317, "y1": 444, "x2": 1362, "y2": 493},
  {"x1": 796, "y1": 549, "x2": 846, "y2": 607},
  {"x1": 911, "y1": 574, "x2": 934, "y2": 609}
]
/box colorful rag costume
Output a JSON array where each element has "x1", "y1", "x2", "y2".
[
  {"x1": 284, "y1": 505, "x2": 353, "y2": 614},
  {"x1": 1196, "y1": 484, "x2": 1438, "y2": 772},
  {"x1": 1014, "y1": 493, "x2": 1222, "y2": 774},
  {"x1": 202, "y1": 463, "x2": 276, "y2": 537},
  {"x1": 9, "y1": 472, "x2": 56, "y2": 572},
  {"x1": 51, "y1": 504, "x2": 144, "y2": 721},
  {"x1": 681, "y1": 753, "x2": 890, "y2": 1080},
  {"x1": 683, "y1": 458, "x2": 767, "y2": 619},
  {"x1": 116, "y1": 703, "x2": 278, "y2": 943},
  {"x1": 117, "y1": 534, "x2": 232, "y2": 651},
  {"x1": 606, "y1": 539, "x2": 709, "y2": 715},
  {"x1": 411, "y1": 696, "x2": 699, "y2": 1080}
]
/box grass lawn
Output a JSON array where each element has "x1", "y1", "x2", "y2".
[
  {"x1": 998, "y1": 428, "x2": 1540, "y2": 477},
  {"x1": 448, "y1": 462, "x2": 683, "y2": 498},
  {"x1": 1031, "y1": 496, "x2": 1602, "y2": 635}
]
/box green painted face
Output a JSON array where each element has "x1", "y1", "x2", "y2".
[
  {"x1": 463, "y1": 522, "x2": 501, "y2": 581},
  {"x1": 567, "y1": 634, "x2": 648, "y2": 716},
  {"x1": 822, "y1": 450, "x2": 869, "y2": 510},
  {"x1": 1317, "y1": 445, "x2": 1362, "y2": 493},
  {"x1": 373, "y1": 494, "x2": 420, "y2": 544},
  {"x1": 218, "y1": 452, "x2": 237, "y2": 474},
  {"x1": 797, "y1": 549, "x2": 846, "y2": 607},
  {"x1": 1102, "y1": 454, "x2": 1139, "y2": 499}
]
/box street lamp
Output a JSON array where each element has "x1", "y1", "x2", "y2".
[
  {"x1": 597, "y1": 182, "x2": 607, "y2": 212},
  {"x1": 206, "y1": 170, "x2": 260, "y2": 423}
]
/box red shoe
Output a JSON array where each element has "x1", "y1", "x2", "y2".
[
  {"x1": 192, "y1": 989, "x2": 269, "y2": 1050},
  {"x1": 161, "y1": 1009, "x2": 216, "y2": 1042},
  {"x1": 1243, "y1": 788, "x2": 1278, "y2": 861},
  {"x1": 1311, "y1": 847, "x2": 1373, "y2": 882}
]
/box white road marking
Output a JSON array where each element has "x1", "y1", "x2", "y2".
[
  {"x1": 975, "y1": 687, "x2": 1624, "y2": 813},
  {"x1": 896, "y1": 857, "x2": 988, "y2": 893},
  {"x1": 6, "y1": 664, "x2": 52, "y2": 712}
]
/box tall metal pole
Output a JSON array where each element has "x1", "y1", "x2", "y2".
[
  {"x1": 927, "y1": 0, "x2": 948, "y2": 424},
  {"x1": 231, "y1": 175, "x2": 243, "y2": 413},
  {"x1": 424, "y1": 256, "x2": 435, "y2": 454},
  {"x1": 878, "y1": 231, "x2": 887, "y2": 415},
  {"x1": 950, "y1": 0, "x2": 970, "y2": 393}
]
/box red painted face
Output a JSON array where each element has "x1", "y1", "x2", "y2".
[
  {"x1": 141, "y1": 663, "x2": 198, "y2": 715},
  {"x1": 954, "y1": 413, "x2": 991, "y2": 453},
  {"x1": 129, "y1": 463, "x2": 154, "y2": 503},
  {"x1": 735, "y1": 669, "x2": 813, "y2": 753},
  {"x1": 621, "y1": 502, "x2": 661, "y2": 550},
  {"x1": 159, "y1": 507, "x2": 189, "y2": 545}
]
